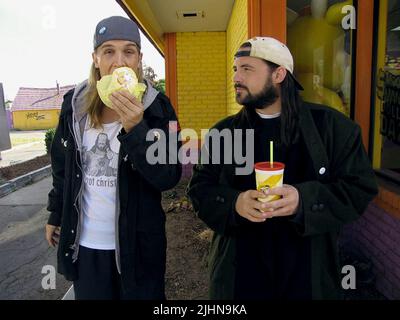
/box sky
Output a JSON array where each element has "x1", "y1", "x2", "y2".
[{"x1": 0, "y1": 0, "x2": 165, "y2": 101}]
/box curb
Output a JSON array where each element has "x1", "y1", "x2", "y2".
[
  {"x1": 62, "y1": 285, "x2": 75, "y2": 300},
  {"x1": 0, "y1": 165, "x2": 52, "y2": 198}
]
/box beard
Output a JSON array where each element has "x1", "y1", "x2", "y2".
[
  {"x1": 97, "y1": 145, "x2": 106, "y2": 152},
  {"x1": 235, "y1": 77, "x2": 279, "y2": 111}
]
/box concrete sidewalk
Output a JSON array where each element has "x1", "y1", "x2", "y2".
[
  {"x1": 0, "y1": 141, "x2": 46, "y2": 168},
  {"x1": 0, "y1": 176, "x2": 71, "y2": 299}
]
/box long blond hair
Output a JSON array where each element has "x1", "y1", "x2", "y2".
[{"x1": 84, "y1": 48, "x2": 145, "y2": 129}]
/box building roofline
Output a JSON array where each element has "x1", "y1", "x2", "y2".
[{"x1": 116, "y1": 0, "x2": 165, "y2": 57}]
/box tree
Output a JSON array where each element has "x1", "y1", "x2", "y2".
[
  {"x1": 143, "y1": 64, "x2": 157, "y2": 83},
  {"x1": 154, "y1": 79, "x2": 165, "y2": 94},
  {"x1": 5, "y1": 100, "x2": 12, "y2": 110},
  {"x1": 142, "y1": 62, "x2": 165, "y2": 93}
]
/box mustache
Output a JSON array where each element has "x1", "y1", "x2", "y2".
[{"x1": 234, "y1": 84, "x2": 248, "y2": 90}]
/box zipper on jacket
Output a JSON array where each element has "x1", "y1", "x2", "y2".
[
  {"x1": 114, "y1": 146, "x2": 122, "y2": 274},
  {"x1": 67, "y1": 119, "x2": 84, "y2": 262}
]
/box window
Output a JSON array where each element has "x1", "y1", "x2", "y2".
[
  {"x1": 287, "y1": 0, "x2": 355, "y2": 118},
  {"x1": 373, "y1": 0, "x2": 400, "y2": 183}
]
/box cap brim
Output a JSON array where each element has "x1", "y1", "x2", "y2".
[
  {"x1": 288, "y1": 72, "x2": 304, "y2": 91},
  {"x1": 235, "y1": 50, "x2": 304, "y2": 90}
]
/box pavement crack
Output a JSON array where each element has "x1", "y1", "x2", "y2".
[{"x1": 2, "y1": 254, "x2": 43, "y2": 282}]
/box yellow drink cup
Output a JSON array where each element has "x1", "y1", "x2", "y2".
[{"x1": 254, "y1": 162, "x2": 285, "y2": 202}]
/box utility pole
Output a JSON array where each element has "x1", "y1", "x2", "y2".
[{"x1": 0, "y1": 83, "x2": 12, "y2": 160}]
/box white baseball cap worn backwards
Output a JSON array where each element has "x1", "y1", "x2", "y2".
[{"x1": 235, "y1": 37, "x2": 304, "y2": 90}]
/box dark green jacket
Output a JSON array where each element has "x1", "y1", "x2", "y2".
[{"x1": 187, "y1": 102, "x2": 378, "y2": 300}]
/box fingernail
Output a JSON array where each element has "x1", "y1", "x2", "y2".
[{"x1": 263, "y1": 187, "x2": 270, "y2": 194}]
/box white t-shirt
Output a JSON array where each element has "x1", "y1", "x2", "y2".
[
  {"x1": 79, "y1": 119, "x2": 122, "y2": 250},
  {"x1": 256, "y1": 111, "x2": 281, "y2": 119}
]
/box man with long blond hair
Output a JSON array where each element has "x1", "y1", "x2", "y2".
[{"x1": 45, "y1": 16, "x2": 181, "y2": 299}]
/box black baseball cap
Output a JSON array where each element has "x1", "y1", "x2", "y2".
[{"x1": 93, "y1": 16, "x2": 141, "y2": 50}]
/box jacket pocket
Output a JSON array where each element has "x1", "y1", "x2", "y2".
[
  {"x1": 208, "y1": 234, "x2": 230, "y2": 282},
  {"x1": 135, "y1": 231, "x2": 167, "y2": 285}
]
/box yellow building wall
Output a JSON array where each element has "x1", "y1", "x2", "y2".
[
  {"x1": 12, "y1": 109, "x2": 60, "y2": 130},
  {"x1": 176, "y1": 32, "x2": 226, "y2": 137},
  {"x1": 226, "y1": 0, "x2": 248, "y2": 116}
]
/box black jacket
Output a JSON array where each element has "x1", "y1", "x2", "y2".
[
  {"x1": 187, "y1": 102, "x2": 378, "y2": 299},
  {"x1": 47, "y1": 81, "x2": 181, "y2": 299}
]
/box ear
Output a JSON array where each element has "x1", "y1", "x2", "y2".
[
  {"x1": 92, "y1": 52, "x2": 99, "y2": 68},
  {"x1": 273, "y1": 67, "x2": 287, "y2": 85}
]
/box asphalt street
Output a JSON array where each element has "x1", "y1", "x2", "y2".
[{"x1": 0, "y1": 177, "x2": 71, "y2": 299}]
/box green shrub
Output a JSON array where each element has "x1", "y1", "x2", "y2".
[
  {"x1": 154, "y1": 79, "x2": 165, "y2": 94},
  {"x1": 45, "y1": 128, "x2": 56, "y2": 154}
]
